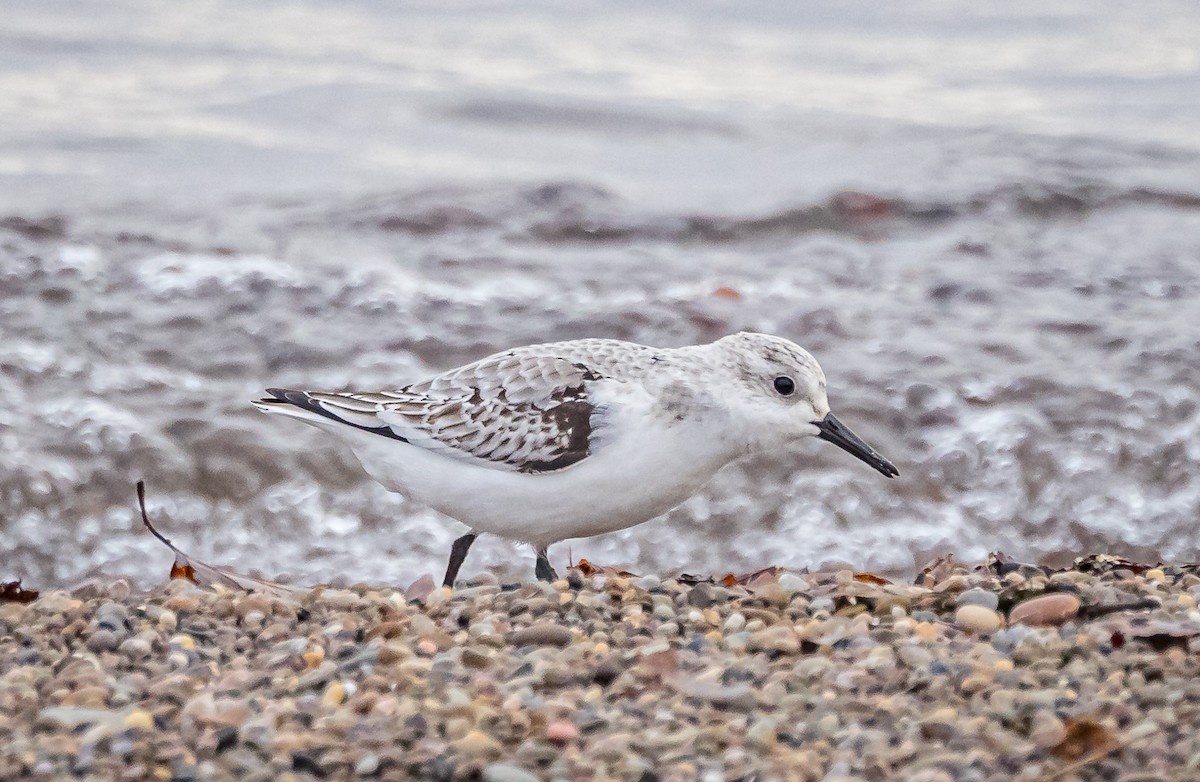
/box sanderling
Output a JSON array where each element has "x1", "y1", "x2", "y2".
[{"x1": 254, "y1": 332, "x2": 897, "y2": 585}]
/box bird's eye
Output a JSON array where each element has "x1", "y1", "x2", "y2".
[{"x1": 773, "y1": 376, "x2": 796, "y2": 396}]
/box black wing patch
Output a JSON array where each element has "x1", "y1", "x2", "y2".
[{"x1": 260, "y1": 355, "x2": 605, "y2": 474}]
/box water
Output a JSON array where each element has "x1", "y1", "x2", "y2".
[{"x1": 3, "y1": 1, "x2": 1200, "y2": 587}]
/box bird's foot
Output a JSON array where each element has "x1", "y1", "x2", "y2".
[
  {"x1": 534, "y1": 547, "x2": 558, "y2": 582},
  {"x1": 442, "y1": 532, "x2": 478, "y2": 588}
]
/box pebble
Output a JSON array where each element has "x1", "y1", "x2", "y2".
[
  {"x1": 687, "y1": 583, "x2": 717, "y2": 608},
  {"x1": 777, "y1": 572, "x2": 810, "y2": 592},
  {"x1": 956, "y1": 588, "x2": 1000, "y2": 610},
  {"x1": 454, "y1": 729, "x2": 501, "y2": 757},
  {"x1": 954, "y1": 605, "x2": 1002, "y2": 634},
  {"x1": 483, "y1": 763, "x2": 540, "y2": 782},
  {"x1": 546, "y1": 720, "x2": 579, "y2": 744},
  {"x1": 354, "y1": 753, "x2": 380, "y2": 776},
  {"x1": 1029, "y1": 710, "x2": 1066, "y2": 749},
  {"x1": 723, "y1": 612, "x2": 747, "y2": 634},
  {"x1": 1008, "y1": 593, "x2": 1081, "y2": 627},
  {"x1": 105, "y1": 579, "x2": 132, "y2": 601},
  {"x1": 85, "y1": 629, "x2": 120, "y2": 653},
  {"x1": 507, "y1": 624, "x2": 572, "y2": 647},
  {"x1": 6, "y1": 557, "x2": 1200, "y2": 780}
]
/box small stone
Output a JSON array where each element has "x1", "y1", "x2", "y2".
[
  {"x1": 748, "y1": 625, "x2": 800, "y2": 654},
  {"x1": 462, "y1": 647, "x2": 492, "y2": 669},
  {"x1": 905, "y1": 771, "x2": 954, "y2": 782},
  {"x1": 635, "y1": 575, "x2": 661, "y2": 591},
  {"x1": 118, "y1": 637, "x2": 153, "y2": 659},
  {"x1": 86, "y1": 629, "x2": 120, "y2": 653},
  {"x1": 508, "y1": 624, "x2": 572, "y2": 647},
  {"x1": 322, "y1": 681, "x2": 346, "y2": 707},
  {"x1": 546, "y1": 720, "x2": 579, "y2": 745},
  {"x1": 777, "y1": 573, "x2": 810, "y2": 593},
  {"x1": 1146, "y1": 569, "x2": 1166, "y2": 582},
  {"x1": 123, "y1": 708, "x2": 154, "y2": 731},
  {"x1": 956, "y1": 588, "x2": 1000, "y2": 611},
  {"x1": 754, "y1": 582, "x2": 789, "y2": 607},
  {"x1": 954, "y1": 605, "x2": 1002, "y2": 634},
  {"x1": 482, "y1": 763, "x2": 540, "y2": 782},
  {"x1": 747, "y1": 718, "x2": 777, "y2": 747},
  {"x1": 1029, "y1": 711, "x2": 1066, "y2": 749},
  {"x1": 673, "y1": 678, "x2": 754, "y2": 710},
  {"x1": 355, "y1": 753, "x2": 380, "y2": 776},
  {"x1": 453, "y1": 729, "x2": 501, "y2": 757},
  {"x1": 687, "y1": 584, "x2": 716, "y2": 608},
  {"x1": 592, "y1": 655, "x2": 623, "y2": 686},
  {"x1": 1008, "y1": 594, "x2": 1081, "y2": 627},
  {"x1": 723, "y1": 612, "x2": 747, "y2": 634},
  {"x1": 106, "y1": 579, "x2": 132, "y2": 601}
]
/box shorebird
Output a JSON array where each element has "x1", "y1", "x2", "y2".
[{"x1": 254, "y1": 332, "x2": 898, "y2": 586}]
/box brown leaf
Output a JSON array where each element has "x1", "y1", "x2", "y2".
[
  {"x1": 1072, "y1": 554, "x2": 1156, "y2": 576},
  {"x1": 915, "y1": 553, "x2": 970, "y2": 586},
  {"x1": 0, "y1": 580, "x2": 38, "y2": 604},
  {"x1": 712, "y1": 287, "x2": 741, "y2": 300},
  {"x1": 137, "y1": 481, "x2": 296, "y2": 597},
  {"x1": 853, "y1": 572, "x2": 892, "y2": 585},
  {"x1": 721, "y1": 566, "x2": 783, "y2": 588},
  {"x1": 570, "y1": 559, "x2": 636, "y2": 578},
  {"x1": 1052, "y1": 717, "x2": 1119, "y2": 762}
]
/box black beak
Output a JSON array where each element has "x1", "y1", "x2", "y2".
[{"x1": 815, "y1": 413, "x2": 899, "y2": 478}]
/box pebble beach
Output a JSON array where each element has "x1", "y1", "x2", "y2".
[{"x1": 3, "y1": 555, "x2": 1199, "y2": 781}]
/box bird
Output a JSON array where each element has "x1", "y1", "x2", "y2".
[{"x1": 253, "y1": 332, "x2": 898, "y2": 586}]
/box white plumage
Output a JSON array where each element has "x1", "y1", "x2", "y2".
[{"x1": 254, "y1": 332, "x2": 897, "y2": 584}]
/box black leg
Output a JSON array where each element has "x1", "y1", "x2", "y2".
[
  {"x1": 443, "y1": 532, "x2": 478, "y2": 587},
  {"x1": 534, "y1": 546, "x2": 558, "y2": 582}
]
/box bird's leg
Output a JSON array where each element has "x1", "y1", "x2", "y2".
[
  {"x1": 534, "y1": 546, "x2": 558, "y2": 582},
  {"x1": 442, "y1": 532, "x2": 478, "y2": 588}
]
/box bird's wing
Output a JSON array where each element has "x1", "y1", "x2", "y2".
[{"x1": 264, "y1": 352, "x2": 607, "y2": 474}]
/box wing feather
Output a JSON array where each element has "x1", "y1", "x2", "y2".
[{"x1": 268, "y1": 352, "x2": 605, "y2": 473}]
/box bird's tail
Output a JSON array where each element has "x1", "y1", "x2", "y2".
[{"x1": 252, "y1": 388, "x2": 337, "y2": 426}]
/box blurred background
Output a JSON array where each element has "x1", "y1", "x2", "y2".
[{"x1": 3, "y1": 1, "x2": 1200, "y2": 587}]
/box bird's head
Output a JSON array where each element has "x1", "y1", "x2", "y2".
[{"x1": 714, "y1": 332, "x2": 898, "y2": 478}]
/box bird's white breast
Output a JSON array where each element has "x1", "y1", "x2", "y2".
[{"x1": 319, "y1": 378, "x2": 742, "y2": 546}]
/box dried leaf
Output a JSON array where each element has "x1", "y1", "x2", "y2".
[
  {"x1": 915, "y1": 553, "x2": 970, "y2": 586},
  {"x1": 712, "y1": 287, "x2": 741, "y2": 300},
  {"x1": 0, "y1": 580, "x2": 38, "y2": 604},
  {"x1": 1052, "y1": 717, "x2": 1119, "y2": 762},
  {"x1": 676, "y1": 573, "x2": 714, "y2": 585},
  {"x1": 853, "y1": 572, "x2": 891, "y2": 585},
  {"x1": 570, "y1": 559, "x2": 636, "y2": 578},
  {"x1": 137, "y1": 481, "x2": 296, "y2": 597},
  {"x1": 1072, "y1": 554, "x2": 1155, "y2": 576},
  {"x1": 721, "y1": 566, "x2": 782, "y2": 589}
]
